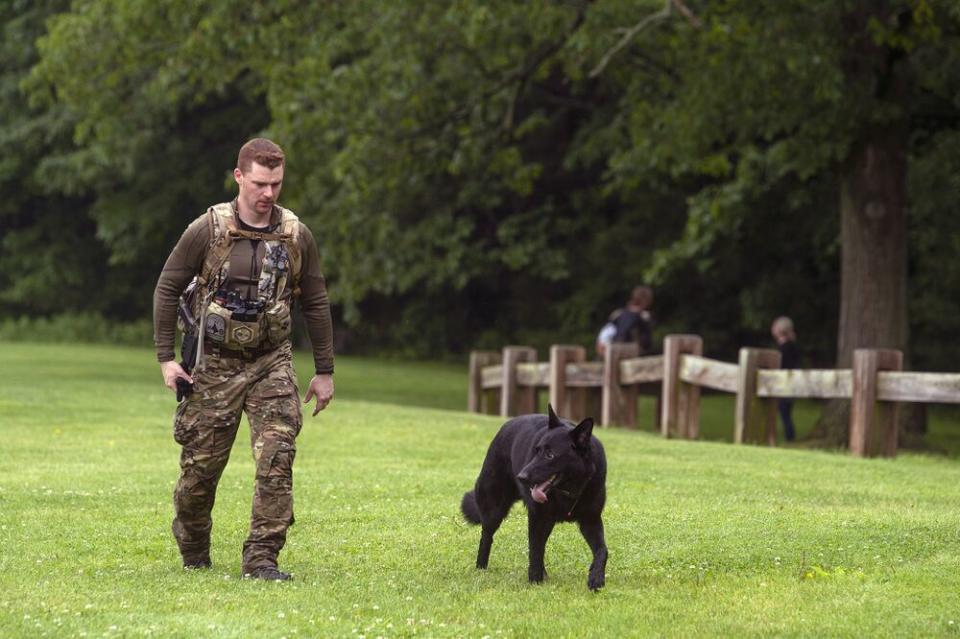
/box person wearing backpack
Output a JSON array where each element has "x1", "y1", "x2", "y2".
[
  {"x1": 153, "y1": 138, "x2": 334, "y2": 581},
  {"x1": 594, "y1": 309, "x2": 622, "y2": 358},
  {"x1": 611, "y1": 285, "x2": 655, "y2": 355}
]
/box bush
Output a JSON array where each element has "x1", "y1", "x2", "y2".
[{"x1": 0, "y1": 313, "x2": 153, "y2": 347}]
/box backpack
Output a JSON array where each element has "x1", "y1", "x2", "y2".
[{"x1": 612, "y1": 309, "x2": 653, "y2": 354}]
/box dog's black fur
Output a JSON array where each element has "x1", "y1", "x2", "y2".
[{"x1": 461, "y1": 405, "x2": 607, "y2": 590}]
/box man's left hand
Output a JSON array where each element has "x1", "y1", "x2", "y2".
[{"x1": 304, "y1": 374, "x2": 334, "y2": 416}]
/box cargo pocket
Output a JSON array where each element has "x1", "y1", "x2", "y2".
[
  {"x1": 256, "y1": 373, "x2": 302, "y2": 436},
  {"x1": 173, "y1": 400, "x2": 202, "y2": 446}
]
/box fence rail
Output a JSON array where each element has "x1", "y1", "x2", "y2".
[
  {"x1": 756, "y1": 369, "x2": 852, "y2": 399},
  {"x1": 468, "y1": 335, "x2": 960, "y2": 458}
]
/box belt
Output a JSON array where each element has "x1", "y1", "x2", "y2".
[{"x1": 203, "y1": 342, "x2": 275, "y2": 361}]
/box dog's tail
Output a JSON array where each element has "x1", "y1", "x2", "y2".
[{"x1": 460, "y1": 490, "x2": 482, "y2": 525}]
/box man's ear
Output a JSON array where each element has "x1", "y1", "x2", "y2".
[
  {"x1": 547, "y1": 403, "x2": 562, "y2": 429},
  {"x1": 571, "y1": 418, "x2": 594, "y2": 450},
  {"x1": 233, "y1": 167, "x2": 243, "y2": 186}
]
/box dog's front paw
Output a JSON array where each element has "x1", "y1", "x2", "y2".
[{"x1": 588, "y1": 571, "x2": 605, "y2": 591}]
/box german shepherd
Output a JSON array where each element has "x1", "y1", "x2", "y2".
[{"x1": 461, "y1": 405, "x2": 608, "y2": 590}]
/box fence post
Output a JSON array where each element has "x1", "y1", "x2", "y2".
[
  {"x1": 468, "y1": 350, "x2": 502, "y2": 414},
  {"x1": 550, "y1": 345, "x2": 587, "y2": 421},
  {"x1": 850, "y1": 348, "x2": 903, "y2": 457},
  {"x1": 602, "y1": 342, "x2": 640, "y2": 427},
  {"x1": 734, "y1": 348, "x2": 781, "y2": 445},
  {"x1": 501, "y1": 346, "x2": 537, "y2": 417},
  {"x1": 660, "y1": 335, "x2": 703, "y2": 438}
]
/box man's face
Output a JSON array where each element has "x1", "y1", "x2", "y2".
[{"x1": 234, "y1": 161, "x2": 284, "y2": 217}]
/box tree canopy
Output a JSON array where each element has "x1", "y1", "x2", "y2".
[{"x1": 5, "y1": 0, "x2": 960, "y2": 376}]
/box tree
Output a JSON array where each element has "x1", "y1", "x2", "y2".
[
  {"x1": 31, "y1": 1, "x2": 690, "y2": 354},
  {"x1": 27, "y1": 0, "x2": 270, "y2": 320},
  {"x1": 0, "y1": 0, "x2": 107, "y2": 315},
  {"x1": 20, "y1": 0, "x2": 960, "y2": 420},
  {"x1": 586, "y1": 0, "x2": 959, "y2": 443}
]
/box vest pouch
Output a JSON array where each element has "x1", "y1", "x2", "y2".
[
  {"x1": 265, "y1": 301, "x2": 292, "y2": 346},
  {"x1": 204, "y1": 300, "x2": 263, "y2": 350},
  {"x1": 204, "y1": 300, "x2": 232, "y2": 344},
  {"x1": 225, "y1": 316, "x2": 262, "y2": 350}
]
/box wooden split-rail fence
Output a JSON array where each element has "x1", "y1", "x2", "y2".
[{"x1": 468, "y1": 334, "x2": 960, "y2": 458}]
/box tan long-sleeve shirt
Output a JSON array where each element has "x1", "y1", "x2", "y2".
[{"x1": 153, "y1": 203, "x2": 334, "y2": 374}]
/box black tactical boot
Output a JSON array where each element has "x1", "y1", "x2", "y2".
[{"x1": 243, "y1": 566, "x2": 292, "y2": 581}]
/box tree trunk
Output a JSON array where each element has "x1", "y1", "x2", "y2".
[
  {"x1": 815, "y1": 116, "x2": 929, "y2": 444},
  {"x1": 813, "y1": 3, "x2": 925, "y2": 447},
  {"x1": 837, "y1": 130, "x2": 909, "y2": 369},
  {"x1": 813, "y1": 129, "x2": 914, "y2": 446}
]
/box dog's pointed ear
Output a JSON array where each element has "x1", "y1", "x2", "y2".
[
  {"x1": 571, "y1": 418, "x2": 594, "y2": 450},
  {"x1": 547, "y1": 404, "x2": 562, "y2": 429}
]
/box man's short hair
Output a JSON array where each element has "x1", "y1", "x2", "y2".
[{"x1": 237, "y1": 138, "x2": 285, "y2": 173}]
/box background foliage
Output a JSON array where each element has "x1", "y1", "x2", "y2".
[{"x1": 3, "y1": 0, "x2": 960, "y2": 369}]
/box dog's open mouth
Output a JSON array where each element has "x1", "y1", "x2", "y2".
[{"x1": 530, "y1": 474, "x2": 558, "y2": 504}]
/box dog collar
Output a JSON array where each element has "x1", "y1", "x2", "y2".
[{"x1": 556, "y1": 473, "x2": 594, "y2": 517}]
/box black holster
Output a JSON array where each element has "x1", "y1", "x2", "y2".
[{"x1": 177, "y1": 333, "x2": 198, "y2": 402}]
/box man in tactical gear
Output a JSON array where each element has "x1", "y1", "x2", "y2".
[{"x1": 153, "y1": 138, "x2": 334, "y2": 581}]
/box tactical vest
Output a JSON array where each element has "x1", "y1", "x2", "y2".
[
  {"x1": 181, "y1": 202, "x2": 303, "y2": 357},
  {"x1": 198, "y1": 202, "x2": 302, "y2": 299}
]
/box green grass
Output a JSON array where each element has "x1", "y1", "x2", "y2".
[
  {"x1": 309, "y1": 350, "x2": 466, "y2": 412},
  {"x1": 2, "y1": 342, "x2": 960, "y2": 638}
]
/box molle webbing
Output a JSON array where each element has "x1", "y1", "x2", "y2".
[
  {"x1": 196, "y1": 203, "x2": 302, "y2": 299},
  {"x1": 228, "y1": 229, "x2": 293, "y2": 242}
]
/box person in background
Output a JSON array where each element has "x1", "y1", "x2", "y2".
[
  {"x1": 595, "y1": 309, "x2": 622, "y2": 358},
  {"x1": 611, "y1": 286, "x2": 655, "y2": 355},
  {"x1": 771, "y1": 316, "x2": 800, "y2": 442}
]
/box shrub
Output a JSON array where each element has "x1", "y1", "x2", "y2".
[{"x1": 0, "y1": 313, "x2": 153, "y2": 347}]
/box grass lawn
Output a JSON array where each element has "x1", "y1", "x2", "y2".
[{"x1": 1, "y1": 342, "x2": 960, "y2": 638}]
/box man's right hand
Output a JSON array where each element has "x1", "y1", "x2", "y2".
[{"x1": 161, "y1": 360, "x2": 193, "y2": 392}]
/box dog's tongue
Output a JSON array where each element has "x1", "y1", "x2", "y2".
[{"x1": 531, "y1": 480, "x2": 550, "y2": 503}]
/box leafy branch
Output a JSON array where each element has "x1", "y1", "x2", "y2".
[{"x1": 589, "y1": 0, "x2": 701, "y2": 79}]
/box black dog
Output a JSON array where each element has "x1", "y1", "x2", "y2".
[{"x1": 461, "y1": 405, "x2": 608, "y2": 590}]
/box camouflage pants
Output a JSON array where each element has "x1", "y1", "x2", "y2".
[{"x1": 171, "y1": 342, "x2": 302, "y2": 572}]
